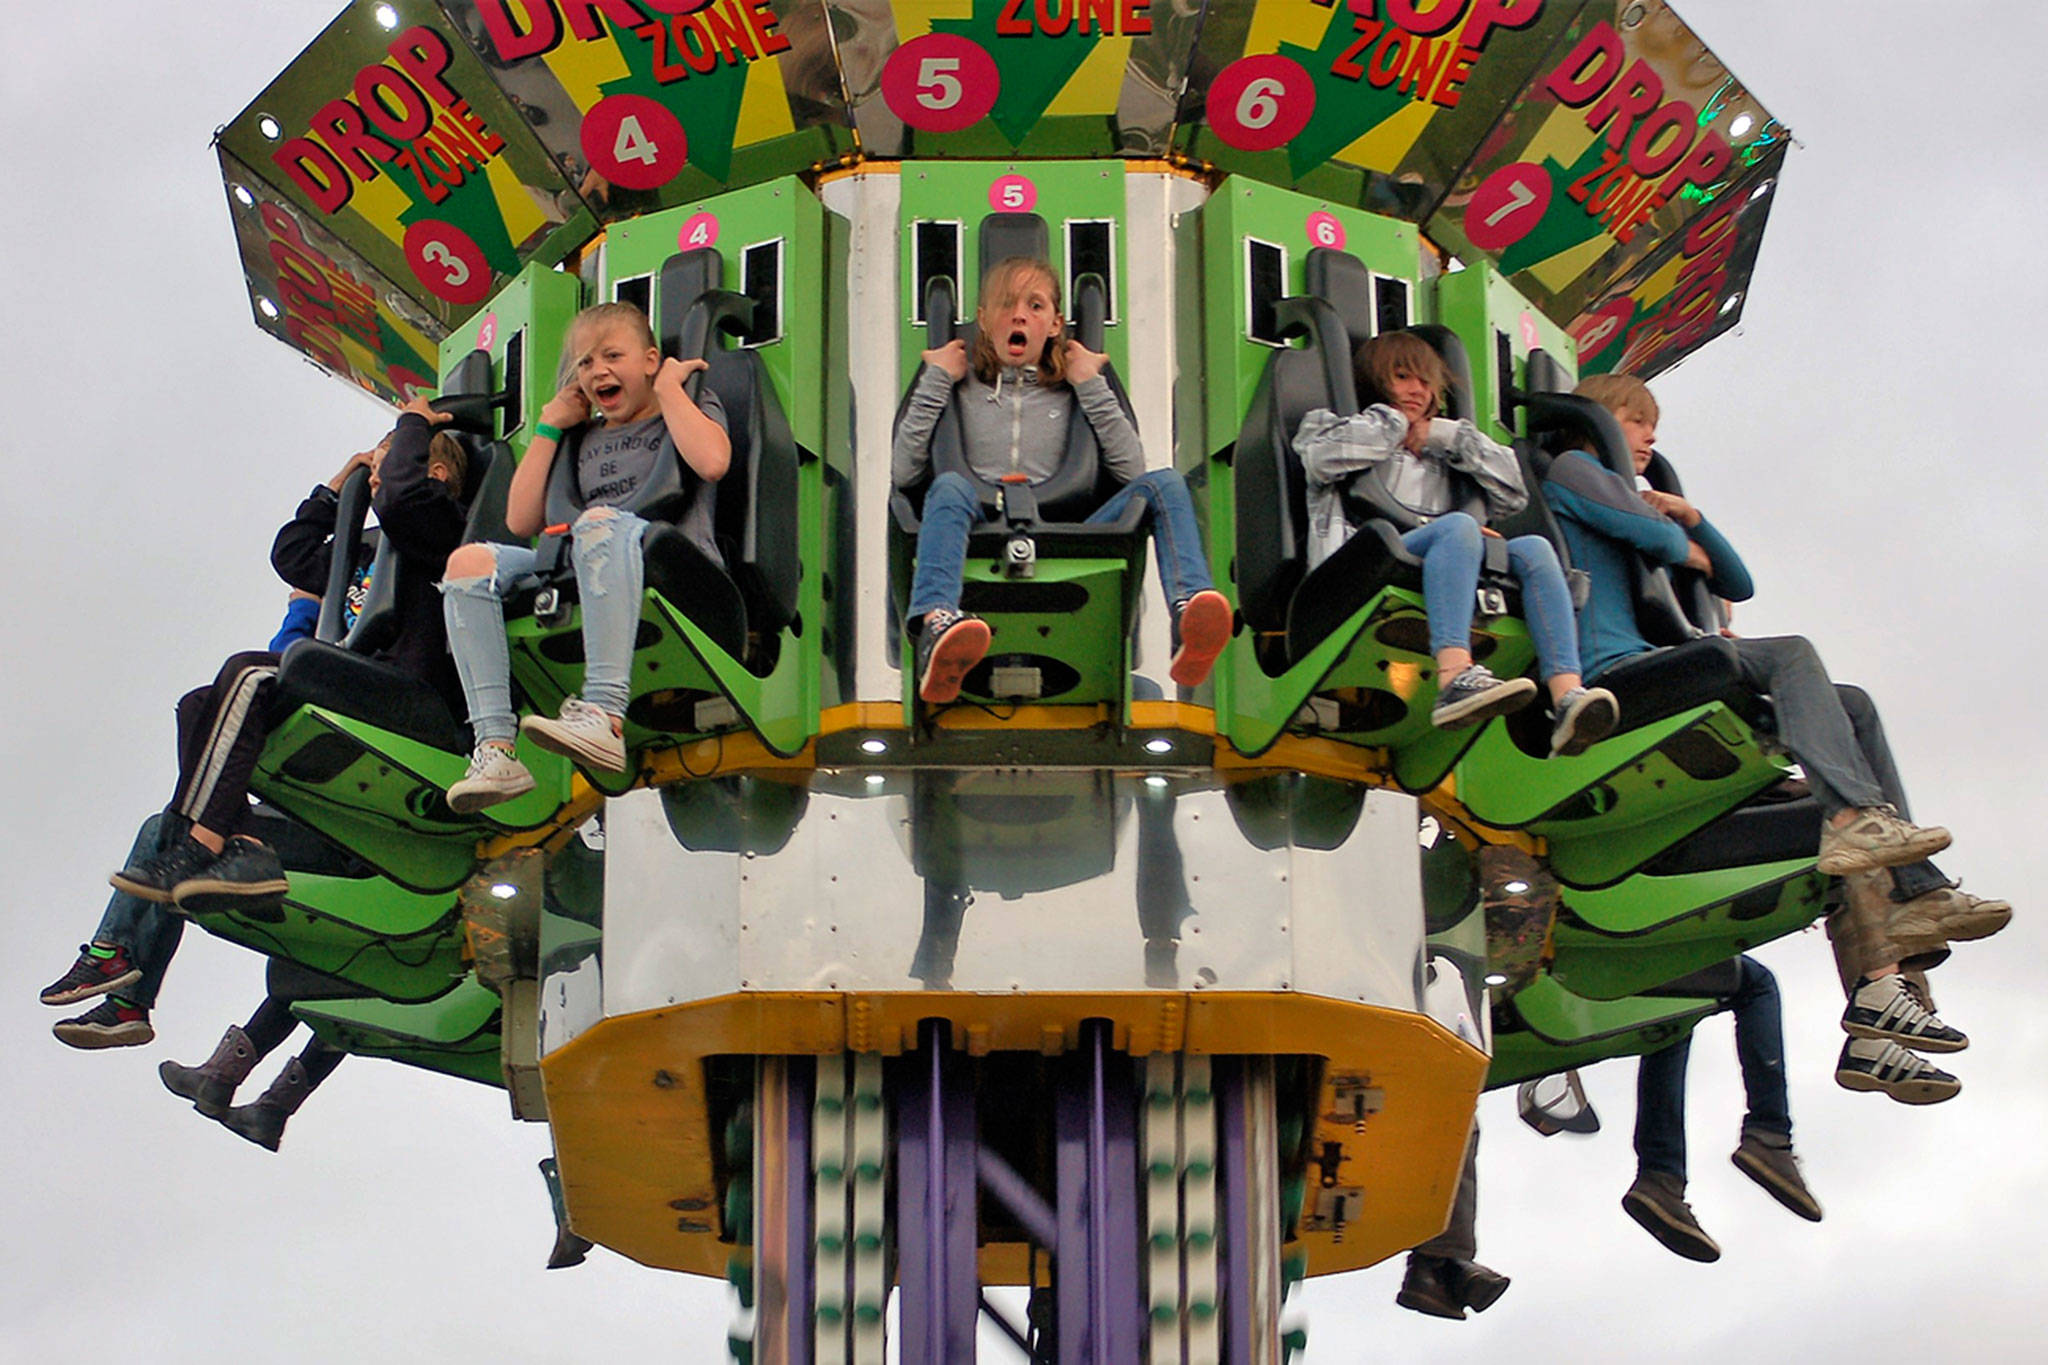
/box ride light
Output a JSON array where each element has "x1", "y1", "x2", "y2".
[
  {"x1": 1721, "y1": 293, "x2": 1743, "y2": 315},
  {"x1": 373, "y1": 3, "x2": 400, "y2": 28},
  {"x1": 1144, "y1": 775, "x2": 1170, "y2": 790},
  {"x1": 859, "y1": 737, "x2": 889, "y2": 754},
  {"x1": 1143, "y1": 737, "x2": 1173, "y2": 754},
  {"x1": 1749, "y1": 180, "x2": 1775, "y2": 202},
  {"x1": 230, "y1": 183, "x2": 255, "y2": 207},
  {"x1": 864, "y1": 773, "x2": 886, "y2": 787},
  {"x1": 255, "y1": 296, "x2": 279, "y2": 319},
  {"x1": 257, "y1": 115, "x2": 282, "y2": 140},
  {"x1": 1729, "y1": 113, "x2": 1755, "y2": 139},
  {"x1": 1484, "y1": 972, "x2": 1510, "y2": 987},
  {"x1": 489, "y1": 882, "x2": 520, "y2": 900},
  {"x1": 1502, "y1": 880, "x2": 1530, "y2": 895}
]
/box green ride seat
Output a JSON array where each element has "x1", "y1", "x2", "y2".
[
  {"x1": 888, "y1": 210, "x2": 1149, "y2": 713},
  {"x1": 178, "y1": 804, "x2": 472, "y2": 1004},
  {"x1": 501, "y1": 247, "x2": 815, "y2": 772},
  {"x1": 295, "y1": 975, "x2": 505, "y2": 1088},
  {"x1": 1221, "y1": 247, "x2": 1529, "y2": 789},
  {"x1": 252, "y1": 362, "x2": 575, "y2": 894},
  {"x1": 1547, "y1": 793, "x2": 1828, "y2": 1000},
  {"x1": 1485, "y1": 961, "x2": 1742, "y2": 1090}
]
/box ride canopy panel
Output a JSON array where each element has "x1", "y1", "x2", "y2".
[{"x1": 219, "y1": 0, "x2": 1785, "y2": 402}]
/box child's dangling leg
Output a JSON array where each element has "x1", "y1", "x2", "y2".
[
  {"x1": 1400, "y1": 513, "x2": 1536, "y2": 729},
  {"x1": 442, "y1": 541, "x2": 541, "y2": 811},
  {"x1": 1504, "y1": 535, "x2": 1617, "y2": 757},
  {"x1": 1083, "y1": 469, "x2": 1231, "y2": 688},
  {"x1": 907, "y1": 472, "x2": 992, "y2": 704},
  {"x1": 522, "y1": 506, "x2": 642, "y2": 773}
]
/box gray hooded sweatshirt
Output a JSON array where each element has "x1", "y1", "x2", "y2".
[{"x1": 892, "y1": 362, "x2": 1145, "y2": 490}]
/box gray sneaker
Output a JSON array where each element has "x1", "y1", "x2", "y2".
[
  {"x1": 1621, "y1": 1170, "x2": 1720, "y2": 1262},
  {"x1": 522, "y1": 698, "x2": 628, "y2": 774},
  {"x1": 1731, "y1": 1131, "x2": 1822, "y2": 1222},
  {"x1": 1431, "y1": 665, "x2": 1538, "y2": 729},
  {"x1": 1549, "y1": 686, "x2": 1619, "y2": 757},
  {"x1": 447, "y1": 743, "x2": 537, "y2": 814},
  {"x1": 1816, "y1": 805, "x2": 1952, "y2": 875},
  {"x1": 1835, "y1": 1037, "x2": 1960, "y2": 1105},
  {"x1": 1893, "y1": 882, "x2": 2011, "y2": 945}
]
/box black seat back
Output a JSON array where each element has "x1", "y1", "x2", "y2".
[
  {"x1": 660, "y1": 248, "x2": 801, "y2": 636},
  {"x1": 1642, "y1": 451, "x2": 1728, "y2": 635},
  {"x1": 1232, "y1": 279, "x2": 1358, "y2": 634},
  {"x1": 1302, "y1": 248, "x2": 1484, "y2": 532},
  {"x1": 1494, "y1": 346, "x2": 1576, "y2": 569},
  {"x1": 896, "y1": 214, "x2": 1134, "y2": 524}
]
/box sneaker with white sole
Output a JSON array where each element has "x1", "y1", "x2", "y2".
[
  {"x1": 914, "y1": 608, "x2": 991, "y2": 705},
  {"x1": 1841, "y1": 973, "x2": 1967, "y2": 1053},
  {"x1": 1835, "y1": 1037, "x2": 1959, "y2": 1104},
  {"x1": 447, "y1": 743, "x2": 538, "y2": 814},
  {"x1": 1430, "y1": 665, "x2": 1537, "y2": 730},
  {"x1": 40, "y1": 944, "x2": 143, "y2": 1007},
  {"x1": 1895, "y1": 882, "x2": 2011, "y2": 945},
  {"x1": 522, "y1": 699, "x2": 628, "y2": 773},
  {"x1": 1168, "y1": 590, "x2": 1232, "y2": 689},
  {"x1": 1549, "y1": 686, "x2": 1619, "y2": 757},
  {"x1": 1816, "y1": 805, "x2": 1952, "y2": 875},
  {"x1": 53, "y1": 997, "x2": 154, "y2": 1050}
]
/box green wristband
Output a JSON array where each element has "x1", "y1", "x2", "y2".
[{"x1": 534, "y1": 422, "x2": 564, "y2": 442}]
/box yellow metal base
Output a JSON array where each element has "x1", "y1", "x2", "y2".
[{"x1": 540, "y1": 987, "x2": 1485, "y2": 1281}]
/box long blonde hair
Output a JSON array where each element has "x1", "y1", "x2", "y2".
[{"x1": 971, "y1": 257, "x2": 1068, "y2": 386}]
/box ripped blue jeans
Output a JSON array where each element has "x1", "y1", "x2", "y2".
[{"x1": 439, "y1": 507, "x2": 646, "y2": 745}]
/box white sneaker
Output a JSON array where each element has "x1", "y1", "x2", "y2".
[
  {"x1": 447, "y1": 744, "x2": 536, "y2": 814},
  {"x1": 522, "y1": 698, "x2": 628, "y2": 773}
]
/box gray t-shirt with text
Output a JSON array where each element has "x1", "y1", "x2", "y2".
[{"x1": 572, "y1": 388, "x2": 726, "y2": 566}]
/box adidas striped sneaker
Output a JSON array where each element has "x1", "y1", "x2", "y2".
[{"x1": 1841, "y1": 973, "x2": 1967, "y2": 1053}]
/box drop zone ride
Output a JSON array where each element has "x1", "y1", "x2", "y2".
[{"x1": 204, "y1": 2, "x2": 1798, "y2": 1359}]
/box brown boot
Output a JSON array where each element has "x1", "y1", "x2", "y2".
[
  {"x1": 219, "y1": 1058, "x2": 312, "y2": 1152},
  {"x1": 159, "y1": 1025, "x2": 259, "y2": 1118}
]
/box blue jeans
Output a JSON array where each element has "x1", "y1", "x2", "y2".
[
  {"x1": 1399, "y1": 513, "x2": 1581, "y2": 679},
  {"x1": 906, "y1": 470, "x2": 1215, "y2": 621},
  {"x1": 441, "y1": 507, "x2": 647, "y2": 744},
  {"x1": 1635, "y1": 955, "x2": 1791, "y2": 1180},
  {"x1": 94, "y1": 815, "x2": 184, "y2": 1008}
]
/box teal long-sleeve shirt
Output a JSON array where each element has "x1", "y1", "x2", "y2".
[{"x1": 1543, "y1": 449, "x2": 1754, "y2": 681}]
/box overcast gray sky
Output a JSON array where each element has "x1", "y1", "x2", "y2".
[{"x1": 4, "y1": 3, "x2": 2044, "y2": 1361}]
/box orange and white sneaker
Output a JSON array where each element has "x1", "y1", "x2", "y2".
[
  {"x1": 1169, "y1": 590, "x2": 1232, "y2": 689},
  {"x1": 915, "y1": 608, "x2": 990, "y2": 705}
]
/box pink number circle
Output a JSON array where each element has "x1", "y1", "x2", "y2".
[
  {"x1": 403, "y1": 219, "x2": 491, "y2": 305},
  {"x1": 1206, "y1": 55, "x2": 1315, "y2": 153},
  {"x1": 1572, "y1": 296, "x2": 1636, "y2": 363},
  {"x1": 475, "y1": 312, "x2": 499, "y2": 351},
  {"x1": 1305, "y1": 211, "x2": 1346, "y2": 250},
  {"x1": 882, "y1": 34, "x2": 999, "y2": 133},
  {"x1": 678, "y1": 212, "x2": 720, "y2": 251},
  {"x1": 989, "y1": 174, "x2": 1037, "y2": 213},
  {"x1": 1463, "y1": 162, "x2": 1553, "y2": 253},
  {"x1": 581, "y1": 94, "x2": 688, "y2": 191}
]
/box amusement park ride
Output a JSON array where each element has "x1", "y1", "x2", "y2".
[{"x1": 209, "y1": 1, "x2": 1797, "y2": 1358}]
